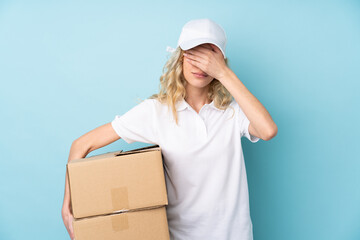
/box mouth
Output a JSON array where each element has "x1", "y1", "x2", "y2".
[{"x1": 192, "y1": 72, "x2": 208, "y2": 78}]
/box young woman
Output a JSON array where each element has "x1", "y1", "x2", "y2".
[{"x1": 62, "y1": 18, "x2": 277, "y2": 240}]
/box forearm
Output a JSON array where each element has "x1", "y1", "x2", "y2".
[
  {"x1": 62, "y1": 140, "x2": 92, "y2": 211},
  {"x1": 219, "y1": 67, "x2": 277, "y2": 139}
]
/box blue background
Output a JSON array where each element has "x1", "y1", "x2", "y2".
[{"x1": 1, "y1": 0, "x2": 359, "y2": 239}]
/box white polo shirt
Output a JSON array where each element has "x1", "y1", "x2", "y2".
[{"x1": 111, "y1": 97, "x2": 260, "y2": 240}]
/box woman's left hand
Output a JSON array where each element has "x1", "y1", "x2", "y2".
[{"x1": 183, "y1": 44, "x2": 229, "y2": 81}]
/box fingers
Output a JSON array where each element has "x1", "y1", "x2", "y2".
[
  {"x1": 183, "y1": 54, "x2": 197, "y2": 65},
  {"x1": 69, "y1": 215, "x2": 75, "y2": 239},
  {"x1": 63, "y1": 210, "x2": 75, "y2": 240},
  {"x1": 184, "y1": 55, "x2": 200, "y2": 68},
  {"x1": 184, "y1": 49, "x2": 207, "y2": 61}
]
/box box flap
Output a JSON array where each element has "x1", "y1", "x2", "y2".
[
  {"x1": 117, "y1": 145, "x2": 160, "y2": 156},
  {"x1": 68, "y1": 144, "x2": 160, "y2": 164}
]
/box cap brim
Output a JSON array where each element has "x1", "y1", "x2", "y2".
[{"x1": 180, "y1": 38, "x2": 226, "y2": 59}]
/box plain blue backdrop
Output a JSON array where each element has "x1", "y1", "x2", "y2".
[{"x1": 0, "y1": 0, "x2": 359, "y2": 239}]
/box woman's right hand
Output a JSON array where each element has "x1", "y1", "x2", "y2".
[
  {"x1": 62, "y1": 205, "x2": 75, "y2": 240},
  {"x1": 62, "y1": 122, "x2": 121, "y2": 239}
]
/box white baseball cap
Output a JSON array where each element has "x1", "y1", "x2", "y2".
[{"x1": 166, "y1": 18, "x2": 227, "y2": 59}]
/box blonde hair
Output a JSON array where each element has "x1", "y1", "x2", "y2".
[{"x1": 148, "y1": 46, "x2": 233, "y2": 125}]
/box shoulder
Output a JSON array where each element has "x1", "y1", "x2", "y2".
[
  {"x1": 142, "y1": 98, "x2": 168, "y2": 114},
  {"x1": 135, "y1": 98, "x2": 161, "y2": 107},
  {"x1": 226, "y1": 99, "x2": 247, "y2": 120},
  {"x1": 229, "y1": 99, "x2": 237, "y2": 107},
  {"x1": 224, "y1": 99, "x2": 238, "y2": 114},
  {"x1": 145, "y1": 98, "x2": 168, "y2": 108},
  {"x1": 229, "y1": 99, "x2": 243, "y2": 113},
  {"x1": 144, "y1": 98, "x2": 158, "y2": 104}
]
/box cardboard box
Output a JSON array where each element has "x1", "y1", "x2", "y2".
[
  {"x1": 67, "y1": 145, "x2": 168, "y2": 218},
  {"x1": 73, "y1": 206, "x2": 169, "y2": 240},
  {"x1": 67, "y1": 144, "x2": 170, "y2": 240}
]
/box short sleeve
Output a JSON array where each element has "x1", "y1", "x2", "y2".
[
  {"x1": 242, "y1": 114, "x2": 260, "y2": 143},
  {"x1": 111, "y1": 99, "x2": 158, "y2": 144},
  {"x1": 234, "y1": 100, "x2": 261, "y2": 143}
]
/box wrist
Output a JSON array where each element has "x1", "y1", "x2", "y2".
[{"x1": 218, "y1": 66, "x2": 231, "y2": 83}]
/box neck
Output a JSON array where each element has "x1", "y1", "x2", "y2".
[{"x1": 184, "y1": 84, "x2": 212, "y2": 110}]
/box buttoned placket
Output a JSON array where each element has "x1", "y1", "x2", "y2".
[
  {"x1": 188, "y1": 105, "x2": 209, "y2": 141},
  {"x1": 177, "y1": 99, "x2": 216, "y2": 142}
]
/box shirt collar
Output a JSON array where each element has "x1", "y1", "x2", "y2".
[{"x1": 175, "y1": 98, "x2": 224, "y2": 112}]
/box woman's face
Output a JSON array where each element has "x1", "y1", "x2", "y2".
[{"x1": 182, "y1": 43, "x2": 215, "y2": 89}]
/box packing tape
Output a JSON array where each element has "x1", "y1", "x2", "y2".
[
  {"x1": 111, "y1": 213, "x2": 129, "y2": 232},
  {"x1": 111, "y1": 187, "x2": 130, "y2": 232},
  {"x1": 111, "y1": 187, "x2": 129, "y2": 211}
]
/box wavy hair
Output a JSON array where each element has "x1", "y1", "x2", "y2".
[{"x1": 148, "y1": 46, "x2": 233, "y2": 125}]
